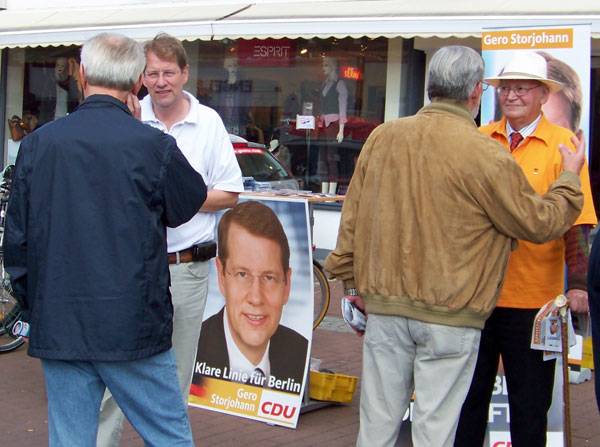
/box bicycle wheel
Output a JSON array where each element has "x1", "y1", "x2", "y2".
[
  {"x1": 0, "y1": 289, "x2": 24, "y2": 353},
  {"x1": 313, "y1": 260, "x2": 330, "y2": 330}
]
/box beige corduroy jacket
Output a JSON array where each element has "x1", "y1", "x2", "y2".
[{"x1": 325, "y1": 98, "x2": 583, "y2": 329}]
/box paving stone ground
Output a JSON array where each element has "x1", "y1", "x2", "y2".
[{"x1": 1, "y1": 277, "x2": 599, "y2": 446}]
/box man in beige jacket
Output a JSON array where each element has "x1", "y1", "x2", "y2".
[{"x1": 325, "y1": 45, "x2": 586, "y2": 447}]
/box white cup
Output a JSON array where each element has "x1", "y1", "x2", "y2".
[
  {"x1": 321, "y1": 182, "x2": 329, "y2": 194},
  {"x1": 328, "y1": 182, "x2": 337, "y2": 195}
]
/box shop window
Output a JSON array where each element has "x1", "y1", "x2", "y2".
[
  {"x1": 6, "y1": 37, "x2": 387, "y2": 194},
  {"x1": 23, "y1": 46, "x2": 83, "y2": 130},
  {"x1": 3, "y1": 45, "x2": 82, "y2": 164},
  {"x1": 185, "y1": 36, "x2": 388, "y2": 193}
]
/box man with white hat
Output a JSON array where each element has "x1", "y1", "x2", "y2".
[{"x1": 455, "y1": 51, "x2": 597, "y2": 447}]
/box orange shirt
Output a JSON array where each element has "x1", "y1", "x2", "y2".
[{"x1": 480, "y1": 115, "x2": 597, "y2": 309}]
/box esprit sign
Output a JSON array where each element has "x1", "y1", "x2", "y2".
[{"x1": 238, "y1": 38, "x2": 296, "y2": 67}]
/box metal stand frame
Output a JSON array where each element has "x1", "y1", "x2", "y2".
[{"x1": 555, "y1": 294, "x2": 572, "y2": 447}]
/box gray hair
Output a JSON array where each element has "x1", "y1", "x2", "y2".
[
  {"x1": 427, "y1": 46, "x2": 484, "y2": 102},
  {"x1": 80, "y1": 33, "x2": 145, "y2": 91}
]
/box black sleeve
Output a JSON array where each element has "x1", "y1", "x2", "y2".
[
  {"x1": 588, "y1": 238, "x2": 600, "y2": 304},
  {"x1": 162, "y1": 142, "x2": 207, "y2": 228}
]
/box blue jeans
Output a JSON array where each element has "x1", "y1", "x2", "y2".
[
  {"x1": 589, "y1": 238, "x2": 600, "y2": 413},
  {"x1": 42, "y1": 349, "x2": 193, "y2": 447},
  {"x1": 97, "y1": 260, "x2": 209, "y2": 447}
]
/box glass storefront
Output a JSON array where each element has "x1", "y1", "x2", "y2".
[
  {"x1": 23, "y1": 46, "x2": 83, "y2": 129},
  {"x1": 8, "y1": 35, "x2": 599, "y2": 214},
  {"x1": 5, "y1": 36, "x2": 388, "y2": 194}
]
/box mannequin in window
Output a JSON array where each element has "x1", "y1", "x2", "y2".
[
  {"x1": 38, "y1": 57, "x2": 82, "y2": 127},
  {"x1": 212, "y1": 56, "x2": 251, "y2": 136},
  {"x1": 318, "y1": 56, "x2": 348, "y2": 193}
]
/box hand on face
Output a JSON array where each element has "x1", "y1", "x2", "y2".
[{"x1": 126, "y1": 93, "x2": 141, "y2": 120}]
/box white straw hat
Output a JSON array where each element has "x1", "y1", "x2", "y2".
[{"x1": 485, "y1": 52, "x2": 563, "y2": 93}]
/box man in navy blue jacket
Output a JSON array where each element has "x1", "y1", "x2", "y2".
[
  {"x1": 588, "y1": 238, "x2": 600, "y2": 413},
  {"x1": 2, "y1": 32, "x2": 206, "y2": 447}
]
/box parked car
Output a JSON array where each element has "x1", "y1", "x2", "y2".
[{"x1": 230, "y1": 134, "x2": 300, "y2": 190}]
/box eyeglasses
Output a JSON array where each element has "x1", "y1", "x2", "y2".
[
  {"x1": 497, "y1": 85, "x2": 541, "y2": 97},
  {"x1": 143, "y1": 70, "x2": 180, "y2": 81},
  {"x1": 481, "y1": 81, "x2": 490, "y2": 91},
  {"x1": 225, "y1": 270, "x2": 285, "y2": 290}
]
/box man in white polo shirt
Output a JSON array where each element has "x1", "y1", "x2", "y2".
[{"x1": 97, "y1": 32, "x2": 243, "y2": 446}]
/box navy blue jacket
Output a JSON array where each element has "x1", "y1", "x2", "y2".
[
  {"x1": 588, "y1": 239, "x2": 600, "y2": 412},
  {"x1": 3, "y1": 94, "x2": 207, "y2": 361}
]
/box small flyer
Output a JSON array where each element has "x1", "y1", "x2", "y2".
[{"x1": 530, "y1": 299, "x2": 576, "y2": 361}]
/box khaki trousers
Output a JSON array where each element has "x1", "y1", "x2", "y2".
[{"x1": 357, "y1": 314, "x2": 481, "y2": 447}]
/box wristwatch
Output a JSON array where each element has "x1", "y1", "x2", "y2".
[{"x1": 344, "y1": 288, "x2": 358, "y2": 296}]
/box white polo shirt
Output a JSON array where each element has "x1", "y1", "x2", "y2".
[{"x1": 141, "y1": 91, "x2": 244, "y2": 252}]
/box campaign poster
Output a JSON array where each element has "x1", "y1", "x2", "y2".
[
  {"x1": 481, "y1": 24, "x2": 591, "y2": 158},
  {"x1": 478, "y1": 24, "x2": 591, "y2": 445},
  {"x1": 188, "y1": 197, "x2": 313, "y2": 429}
]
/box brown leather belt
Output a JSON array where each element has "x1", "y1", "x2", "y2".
[{"x1": 168, "y1": 242, "x2": 216, "y2": 265}]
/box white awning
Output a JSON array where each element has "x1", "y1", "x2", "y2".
[{"x1": 1, "y1": 1, "x2": 599, "y2": 48}]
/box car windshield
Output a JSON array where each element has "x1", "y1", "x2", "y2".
[{"x1": 234, "y1": 148, "x2": 293, "y2": 182}]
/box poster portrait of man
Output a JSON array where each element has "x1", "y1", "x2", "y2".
[{"x1": 189, "y1": 198, "x2": 313, "y2": 428}]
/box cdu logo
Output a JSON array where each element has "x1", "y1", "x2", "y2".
[{"x1": 257, "y1": 389, "x2": 300, "y2": 426}]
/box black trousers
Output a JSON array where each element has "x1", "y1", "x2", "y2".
[{"x1": 454, "y1": 307, "x2": 556, "y2": 447}]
